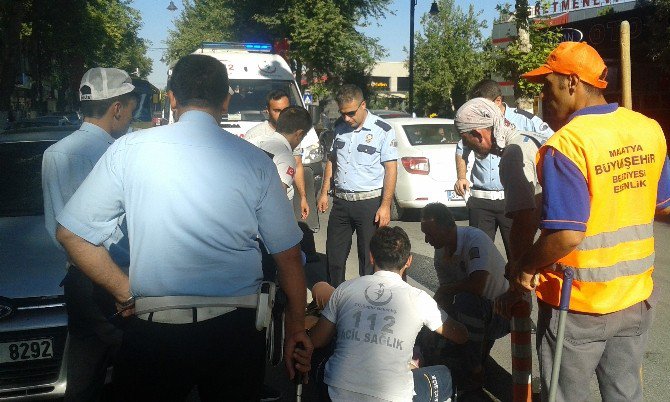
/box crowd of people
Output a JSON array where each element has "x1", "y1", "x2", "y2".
[{"x1": 42, "y1": 41, "x2": 670, "y2": 402}]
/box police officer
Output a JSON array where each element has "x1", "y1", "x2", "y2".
[
  {"x1": 42, "y1": 67, "x2": 137, "y2": 401},
  {"x1": 454, "y1": 79, "x2": 553, "y2": 260},
  {"x1": 317, "y1": 84, "x2": 398, "y2": 287},
  {"x1": 511, "y1": 42, "x2": 670, "y2": 402},
  {"x1": 55, "y1": 54, "x2": 312, "y2": 401}
]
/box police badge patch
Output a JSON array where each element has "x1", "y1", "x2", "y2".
[
  {"x1": 469, "y1": 247, "x2": 480, "y2": 260},
  {"x1": 365, "y1": 134, "x2": 373, "y2": 143}
]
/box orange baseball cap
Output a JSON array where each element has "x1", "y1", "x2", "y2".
[{"x1": 521, "y1": 41, "x2": 608, "y2": 89}]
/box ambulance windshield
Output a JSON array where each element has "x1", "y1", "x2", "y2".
[{"x1": 226, "y1": 79, "x2": 302, "y2": 121}]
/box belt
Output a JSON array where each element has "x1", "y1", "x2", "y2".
[
  {"x1": 135, "y1": 294, "x2": 258, "y2": 324},
  {"x1": 334, "y1": 188, "x2": 382, "y2": 201},
  {"x1": 470, "y1": 189, "x2": 505, "y2": 200}
]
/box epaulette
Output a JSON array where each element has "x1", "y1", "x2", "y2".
[
  {"x1": 374, "y1": 119, "x2": 392, "y2": 132},
  {"x1": 513, "y1": 108, "x2": 535, "y2": 120}
]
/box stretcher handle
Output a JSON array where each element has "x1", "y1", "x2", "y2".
[
  {"x1": 558, "y1": 267, "x2": 574, "y2": 311},
  {"x1": 294, "y1": 342, "x2": 304, "y2": 401},
  {"x1": 549, "y1": 267, "x2": 575, "y2": 402}
]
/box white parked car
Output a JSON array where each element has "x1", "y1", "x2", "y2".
[{"x1": 388, "y1": 118, "x2": 466, "y2": 220}]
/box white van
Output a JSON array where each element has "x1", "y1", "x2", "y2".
[{"x1": 165, "y1": 42, "x2": 323, "y2": 230}]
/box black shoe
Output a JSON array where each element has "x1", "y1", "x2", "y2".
[{"x1": 260, "y1": 384, "x2": 281, "y2": 401}]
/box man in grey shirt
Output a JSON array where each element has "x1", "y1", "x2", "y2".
[{"x1": 455, "y1": 97, "x2": 550, "y2": 264}]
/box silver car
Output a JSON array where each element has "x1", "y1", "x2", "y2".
[
  {"x1": 0, "y1": 127, "x2": 73, "y2": 400},
  {"x1": 388, "y1": 118, "x2": 466, "y2": 220}
]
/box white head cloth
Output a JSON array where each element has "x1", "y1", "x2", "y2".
[{"x1": 454, "y1": 97, "x2": 517, "y2": 149}]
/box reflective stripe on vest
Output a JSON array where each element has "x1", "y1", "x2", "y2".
[
  {"x1": 576, "y1": 222, "x2": 654, "y2": 251},
  {"x1": 563, "y1": 253, "x2": 655, "y2": 282},
  {"x1": 535, "y1": 107, "x2": 666, "y2": 314}
]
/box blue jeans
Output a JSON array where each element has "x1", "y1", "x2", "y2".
[{"x1": 413, "y1": 365, "x2": 454, "y2": 402}]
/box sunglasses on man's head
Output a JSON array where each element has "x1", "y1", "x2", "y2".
[{"x1": 339, "y1": 101, "x2": 363, "y2": 118}]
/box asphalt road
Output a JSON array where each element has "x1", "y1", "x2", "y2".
[
  {"x1": 175, "y1": 203, "x2": 670, "y2": 402},
  {"x1": 265, "y1": 204, "x2": 670, "y2": 402}
]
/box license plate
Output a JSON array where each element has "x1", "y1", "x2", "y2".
[
  {"x1": 446, "y1": 190, "x2": 463, "y2": 201},
  {"x1": 0, "y1": 338, "x2": 53, "y2": 363}
]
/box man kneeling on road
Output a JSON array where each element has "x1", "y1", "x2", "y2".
[
  {"x1": 303, "y1": 226, "x2": 468, "y2": 401},
  {"x1": 420, "y1": 202, "x2": 510, "y2": 390}
]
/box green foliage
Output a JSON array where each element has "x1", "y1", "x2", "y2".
[
  {"x1": 0, "y1": 0, "x2": 151, "y2": 113},
  {"x1": 165, "y1": 0, "x2": 391, "y2": 86},
  {"x1": 257, "y1": 0, "x2": 387, "y2": 83},
  {"x1": 165, "y1": 0, "x2": 235, "y2": 63},
  {"x1": 648, "y1": 0, "x2": 670, "y2": 69},
  {"x1": 515, "y1": 0, "x2": 530, "y2": 30},
  {"x1": 83, "y1": 1, "x2": 152, "y2": 76},
  {"x1": 597, "y1": 5, "x2": 614, "y2": 16},
  {"x1": 494, "y1": 20, "x2": 561, "y2": 99},
  {"x1": 307, "y1": 82, "x2": 331, "y2": 102},
  {"x1": 413, "y1": 0, "x2": 493, "y2": 117}
]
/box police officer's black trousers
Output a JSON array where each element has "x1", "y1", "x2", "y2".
[
  {"x1": 467, "y1": 197, "x2": 512, "y2": 259},
  {"x1": 62, "y1": 266, "x2": 122, "y2": 402},
  {"x1": 326, "y1": 196, "x2": 381, "y2": 287},
  {"x1": 112, "y1": 308, "x2": 265, "y2": 401}
]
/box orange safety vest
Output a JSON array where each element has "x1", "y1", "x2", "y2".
[{"x1": 536, "y1": 106, "x2": 667, "y2": 314}]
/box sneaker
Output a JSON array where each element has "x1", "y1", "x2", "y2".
[{"x1": 260, "y1": 384, "x2": 282, "y2": 401}]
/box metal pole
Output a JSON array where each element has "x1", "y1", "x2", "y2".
[
  {"x1": 548, "y1": 267, "x2": 575, "y2": 402},
  {"x1": 408, "y1": 0, "x2": 416, "y2": 115}
]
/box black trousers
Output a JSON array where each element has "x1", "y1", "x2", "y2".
[
  {"x1": 467, "y1": 197, "x2": 512, "y2": 259},
  {"x1": 62, "y1": 267, "x2": 122, "y2": 402},
  {"x1": 112, "y1": 308, "x2": 266, "y2": 402},
  {"x1": 325, "y1": 196, "x2": 380, "y2": 287}
]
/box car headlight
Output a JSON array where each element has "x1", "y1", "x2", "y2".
[{"x1": 302, "y1": 144, "x2": 324, "y2": 164}]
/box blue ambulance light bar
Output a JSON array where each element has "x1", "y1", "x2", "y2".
[{"x1": 200, "y1": 42, "x2": 273, "y2": 53}]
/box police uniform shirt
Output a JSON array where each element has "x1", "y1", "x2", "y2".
[
  {"x1": 58, "y1": 110, "x2": 302, "y2": 297},
  {"x1": 433, "y1": 226, "x2": 509, "y2": 300},
  {"x1": 249, "y1": 131, "x2": 297, "y2": 200},
  {"x1": 321, "y1": 270, "x2": 449, "y2": 401},
  {"x1": 456, "y1": 104, "x2": 553, "y2": 191},
  {"x1": 42, "y1": 122, "x2": 129, "y2": 267},
  {"x1": 498, "y1": 130, "x2": 547, "y2": 216},
  {"x1": 329, "y1": 111, "x2": 398, "y2": 192}
]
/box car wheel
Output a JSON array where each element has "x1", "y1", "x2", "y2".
[{"x1": 390, "y1": 198, "x2": 404, "y2": 221}]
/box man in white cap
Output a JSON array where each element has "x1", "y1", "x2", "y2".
[{"x1": 42, "y1": 67, "x2": 137, "y2": 401}]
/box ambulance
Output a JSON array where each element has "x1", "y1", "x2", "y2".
[{"x1": 165, "y1": 42, "x2": 323, "y2": 231}]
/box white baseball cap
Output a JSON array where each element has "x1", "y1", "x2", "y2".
[{"x1": 79, "y1": 67, "x2": 135, "y2": 101}]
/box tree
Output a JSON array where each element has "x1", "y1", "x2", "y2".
[
  {"x1": 165, "y1": 0, "x2": 392, "y2": 90},
  {"x1": 412, "y1": 0, "x2": 493, "y2": 117},
  {"x1": 648, "y1": 0, "x2": 670, "y2": 69},
  {"x1": 0, "y1": 0, "x2": 27, "y2": 123},
  {"x1": 0, "y1": 0, "x2": 151, "y2": 118},
  {"x1": 165, "y1": 0, "x2": 236, "y2": 64},
  {"x1": 494, "y1": 17, "x2": 561, "y2": 103}
]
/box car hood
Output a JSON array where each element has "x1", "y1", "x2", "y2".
[{"x1": 0, "y1": 215, "x2": 67, "y2": 299}]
